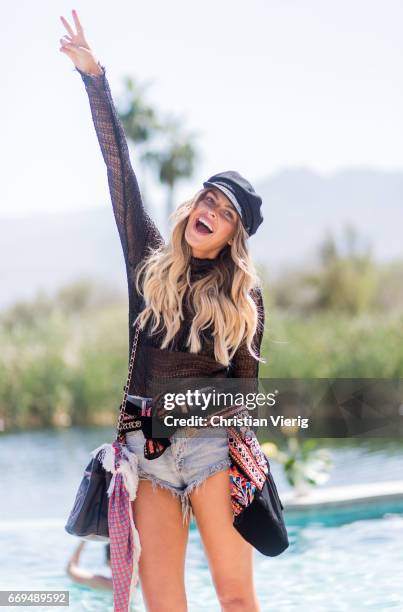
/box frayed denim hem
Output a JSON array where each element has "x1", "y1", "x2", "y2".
[
  {"x1": 137, "y1": 457, "x2": 231, "y2": 524},
  {"x1": 137, "y1": 470, "x2": 192, "y2": 525}
]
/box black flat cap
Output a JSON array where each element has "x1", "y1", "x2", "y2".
[{"x1": 203, "y1": 170, "x2": 263, "y2": 236}]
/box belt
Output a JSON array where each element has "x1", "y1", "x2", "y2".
[
  {"x1": 124, "y1": 394, "x2": 172, "y2": 459},
  {"x1": 125, "y1": 394, "x2": 153, "y2": 417}
]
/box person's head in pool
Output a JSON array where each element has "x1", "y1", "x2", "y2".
[{"x1": 135, "y1": 170, "x2": 264, "y2": 366}]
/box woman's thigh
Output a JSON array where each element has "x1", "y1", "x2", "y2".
[
  {"x1": 132, "y1": 480, "x2": 190, "y2": 612},
  {"x1": 190, "y1": 470, "x2": 260, "y2": 612}
]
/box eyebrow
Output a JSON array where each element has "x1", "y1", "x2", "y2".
[{"x1": 207, "y1": 190, "x2": 235, "y2": 213}]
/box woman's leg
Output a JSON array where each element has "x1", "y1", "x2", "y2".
[
  {"x1": 132, "y1": 480, "x2": 190, "y2": 612},
  {"x1": 189, "y1": 469, "x2": 260, "y2": 612}
]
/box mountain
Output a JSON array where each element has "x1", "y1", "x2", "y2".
[
  {"x1": 1, "y1": 167, "x2": 402, "y2": 310},
  {"x1": 0, "y1": 207, "x2": 128, "y2": 311},
  {"x1": 253, "y1": 167, "x2": 403, "y2": 273}
]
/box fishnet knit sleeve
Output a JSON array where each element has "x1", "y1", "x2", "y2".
[
  {"x1": 76, "y1": 65, "x2": 164, "y2": 314},
  {"x1": 230, "y1": 286, "x2": 265, "y2": 378},
  {"x1": 227, "y1": 286, "x2": 265, "y2": 435}
]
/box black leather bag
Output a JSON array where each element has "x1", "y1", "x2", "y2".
[
  {"x1": 65, "y1": 453, "x2": 112, "y2": 541},
  {"x1": 64, "y1": 323, "x2": 141, "y2": 541},
  {"x1": 234, "y1": 457, "x2": 289, "y2": 557}
]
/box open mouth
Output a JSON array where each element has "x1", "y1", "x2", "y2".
[{"x1": 194, "y1": 216, "x2": 214, "y2": 235}]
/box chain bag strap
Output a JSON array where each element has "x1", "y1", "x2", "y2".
[
  {"x1": 116, "y1": 320, "x2": 141, "y2": 443},
  {"x1": 65, "y1": 320, "x2": 142, "y2": 542}
]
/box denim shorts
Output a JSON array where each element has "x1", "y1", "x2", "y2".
[{"x1": 125, "y1": 427, "x2": 231, "y2": 523}]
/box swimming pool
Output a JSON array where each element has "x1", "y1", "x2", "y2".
[{"x1": 1, "y1": 428, "x2": 402, "y2": 611}]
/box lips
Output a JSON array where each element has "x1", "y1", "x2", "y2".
[{"x1": 194, "y1": 215, "x2": 214, "y2": 235}]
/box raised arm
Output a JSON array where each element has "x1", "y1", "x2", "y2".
[
  {"x1": 59, "y1": 11, "x2": 164, "y2": 299},
  {"x1": 76, "y1": 65, "x2": 164, "y2": 266}
]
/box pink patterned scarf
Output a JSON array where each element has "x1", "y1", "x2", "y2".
[{"x1": 95, "y1": 439, "x2": 141, "y2": 611}]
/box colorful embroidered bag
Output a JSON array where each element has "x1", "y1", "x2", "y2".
[{"x1": 228, "y1": 426, "x2": 289, "y2": 556}]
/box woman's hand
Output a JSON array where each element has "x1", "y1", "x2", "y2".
[
  {"x1": 65, "y1": 541, "x2": 86, "y2": 572},
  {"x1": 59, "y1": 9, "x2": 102, "y2": 76}
]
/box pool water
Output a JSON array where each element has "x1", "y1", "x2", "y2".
[{"x1": 1, "y1": 428, "x2": 402, "y2": 611}]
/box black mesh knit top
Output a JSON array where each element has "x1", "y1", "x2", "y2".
[{"x1": 77, "y1": 65, "x2": 265, "y2": 399}]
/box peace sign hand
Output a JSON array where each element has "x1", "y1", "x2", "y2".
[{"x1": 59, "y1": 9, "x2": 102, "y2": 76}]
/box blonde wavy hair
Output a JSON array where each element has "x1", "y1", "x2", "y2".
[{"x1": 134, "y1": 188, "x2": 264, "y2": 366}]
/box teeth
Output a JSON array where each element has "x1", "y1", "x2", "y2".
[{"x1": 197, "y1": 217, "x2": 213, "y2": 232}]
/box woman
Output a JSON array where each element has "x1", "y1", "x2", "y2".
[{"x1": 60, "y1": 10, "x2": 267, "y2": 612}]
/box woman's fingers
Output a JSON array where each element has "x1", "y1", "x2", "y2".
[
  {"x1": 72, "y1": 9, "x2": 84, "y2": 33},
  {"x1": 60, "y1": 15, "x2": 75, "y2": 38},
  {"x1": 59, "y1": 45, "x2": 74, "y2": 58},
  {"x1": 59, "y1": 38, "x2": 75, "y2": 49},
  {"x1": 58, "y1": 11, "x2": 96, "y2": 71}
]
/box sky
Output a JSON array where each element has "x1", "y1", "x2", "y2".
[{"x1": 1, "y1": 0, "x2": 402, "y2": 219}]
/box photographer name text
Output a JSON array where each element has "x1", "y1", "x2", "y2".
[{"x1": 163, "y1": 415, "x2": 310, "y2": 429}]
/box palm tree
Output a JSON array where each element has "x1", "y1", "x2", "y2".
[{"x1": 117, "y1": 77, "x2": 159, "y2": 208}]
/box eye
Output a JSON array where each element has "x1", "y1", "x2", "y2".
[{"x1": 224, "y1": 210, "x2": 234, "y2": 220}]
